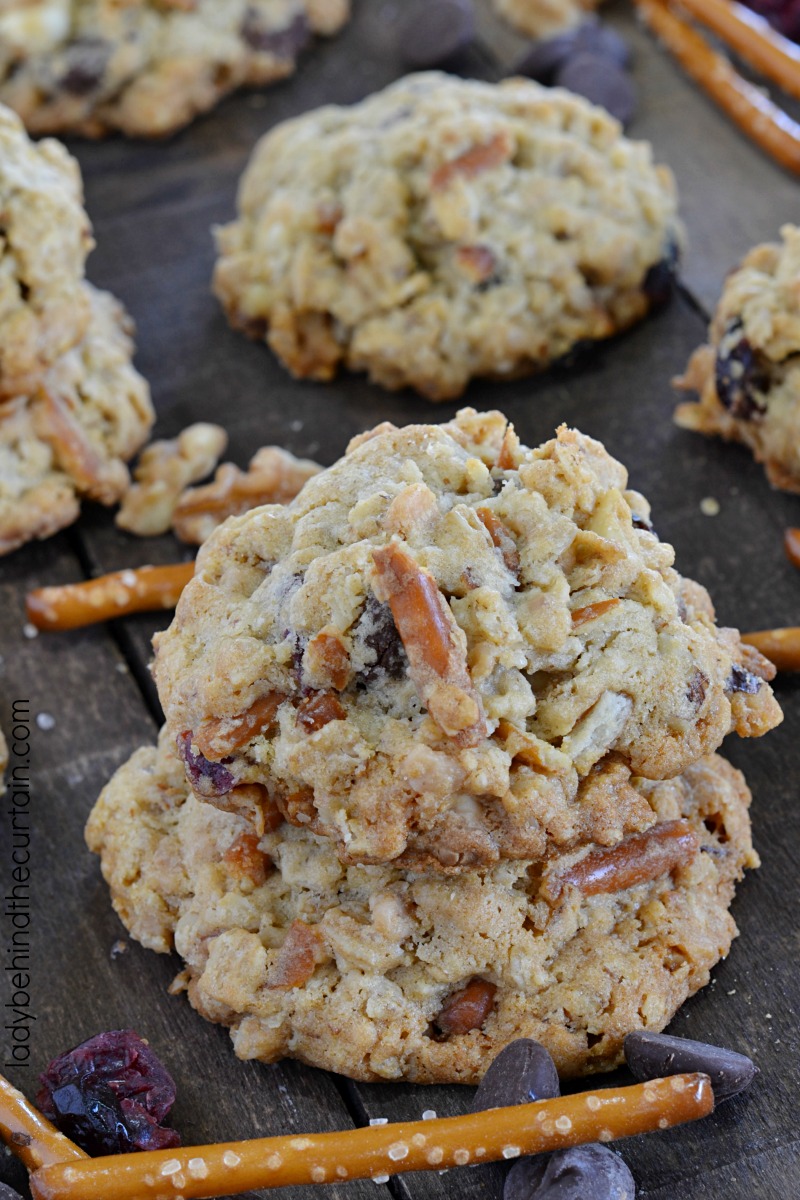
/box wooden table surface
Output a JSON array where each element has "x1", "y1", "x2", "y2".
[{"x1": 1, "y1": 3, "x2": 798, "y2": 1198}]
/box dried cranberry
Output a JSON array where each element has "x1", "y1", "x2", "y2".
[
  {"x1": 176, "y1": 731, "x2": 235, "y2": 796},
  {"x1": 643, "y1": 235, "x2": 679, "y2": 307},
  {"x1": 59, "y1": 37, "x2": 110, "y2": 95},
  {"x1": 240, "y1": 10, "x2": 309, "y2": 57},
  {"x1": 356, "y1": 597, "x2": 407, "y2": 683},
  {"x1": 726, "y1": 663, "x2": 762, "y2": 694},
  {"x1": 37, "y1": 1031, "x2": 180, "y2": 1156},
  {"x1": 715, "y1": 319, "x2": 770, "y2": 420}
]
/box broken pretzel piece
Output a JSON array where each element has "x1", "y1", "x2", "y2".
[
  {"x1": 476, "y1": 507, "x2": 520, "y2": 576},
  {"x1": 434, "y1": 979, "x2": 497, "y2": 1037},
  {"x1": 32, "y1": 390, "x2": 129, "y2": 506},
  {"x1": 784, "y1": 528, "x2": 800, "y2": 570},
  {"x1": 116, "y1": 423, "x2": 228, "y2": 537},
  {"x1": 26, "y1": 563, "x2": 195, "y2": 632},
  {"x1": 194, "y1": 693, "x2": 286, "y2": 761},
  {"x1": 544, "y1": 819, "x2": 700, "y2": 902},
  {"x1": 27, "y1": 1074, "x2": 714, "y2": 1200},
  {"x1": 742, "y1": 627, "x2": 800, "y2": 672},
  {"x1": 266, "y1": 920, "x2": 328, "y2": 990},
  {"x1": 372, "y1": 542, "x2": 488, "y2": 747},
  {"x1": 173, "y1": 446, "x2": 322, "y2": 545}
]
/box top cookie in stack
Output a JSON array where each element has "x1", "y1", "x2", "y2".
[
  {"x1": 0, "y1": 103, "x2": 152, "y2": 554},
  {"x1": 154, "y1": 408, "x2": 782, "y2": 871}
]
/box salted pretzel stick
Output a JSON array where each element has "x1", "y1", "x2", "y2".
[
  {"x1": 742, "y1": 627, "x2": 800, "y2": 671},
  {"x1": 637, "y1": 0, "x2": 800, "y2": 174},
  {"x1": 675, "y1": 0, "x2": 800, "y2": 101},
  {"x1": 0, "y1": 1074, "x2": 85, "y2": 1171},
  {"x1": 29, "y1": 1075, "x2": 713, "y2": 1200},
  {"x1": 26, "y1": 563, "x2": 194, "y2": 632},
  {"x1": 784, "y1": 528, "x2": 800, "y2": 569}
]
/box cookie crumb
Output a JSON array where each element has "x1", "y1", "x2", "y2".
[{"x1": 700, "y1": 497, "x2": 721, "y2": 516}]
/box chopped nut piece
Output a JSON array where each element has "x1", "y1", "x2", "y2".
[
  {"x1": 545, "y1": 819, "x2": 700, "y2": 902},
  {"x1": 304, "y1": 631, "x2": 351, "y2": 691},
  {"x1": 266, "y1": 920, "x2": 327, "y2": 990},
  {"x1": 172, "y1": 446, "x2": 321, "y2": 545},
  {"x1": 222, "y1": 832, "x2": 269, "y2": 887},
  {"x1": 372, "y1": 542, "x2": 488, "y2": 748},
  {"x1": 194, "y1": 693, "x2": 285, "y2": 761},
  {"x1": 571, "y1": 598, "x2": 622, "y2": 627},
  {"x1": 116, "y1": 423, "x2": 228, "y2": 537},
  {"x1": 431, "y1": 132, "x2": 512, "y2": 191},
  {"x1": 297, "y1": 691, "x2": 347, "y2": 732},
  {"x1": 434, "y1": 979, "x2": 498, "y2": 1036},
  {"x1": 476, "y1": 507, "x2": 520, "y2": 576}
]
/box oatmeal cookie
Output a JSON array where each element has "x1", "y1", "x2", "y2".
[
  {"x1": 87, "y1": 728, "x2": 758, "y2": 1083},
  {"x1": 0, "y1": 284, "x2": 153, "y2": 556},
  {"x1": 213, "y1": 72, "x2": 681, "y2": 401},
  {"x1": 493, "y1": 0, "x2": 599, "y2": 39},
  {"x1": 675, "y1": 224, "x2": 800, "y2": 493},
  {"x1": 0, "y1": 0, "x2": 350, "y2": 139},
  {"x1": 153, "y1": 410, "x2": 781, "y2": 870},
  {"x1": 0, "y1": 102, "x2": 93, "y2": 398}
]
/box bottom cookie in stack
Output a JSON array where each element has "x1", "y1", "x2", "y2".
[{"x1": 87, "y1": 729, "x2": 757, "y2": 1084}]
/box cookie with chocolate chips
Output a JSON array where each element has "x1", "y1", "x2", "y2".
[
  {"x1": 0, "y1": 0, "x2": 350, "y2": 139},
  {"x1": 675, "y1": 223, "x2": 800, "y2": 492},
  {"x1": 213, "y1": 72, "x2": 681, "y2": 400},
  {"x1": 87, "y1": 726, "x2": 759, "y2": 1083},
  {"x1": 152, "y1": 409, "x2": 781, "y2": 870}
]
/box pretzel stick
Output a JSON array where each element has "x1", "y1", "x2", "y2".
[
  {"x1": 29, "y1": 1075, "x2": 713, "y2": 1200},
  {"x1": 636, "y1": 0, "x2": 800, "y2": 173},
  {"x1": 675, "y1": 0, "x2": 800, "y2": 101},
  {"x1": 26, "y1": 563, "x2": 194, "y2": 632},
  {"x1": 784, "y1": 528, "x2": 800, "y2": 569},
  {"x1": 0, "y1": 1074, "x2": 86, "y2": 1171},
  {"x1": 545, "y1": 819, "x2": 699, "y2": 901},
  {"x1": 742, "y1": 627, "x2": 800, "y2": 671}
]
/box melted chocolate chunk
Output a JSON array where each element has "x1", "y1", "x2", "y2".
[
  {"x1": 715, "y1": 318, "x2": 770, "y2": 420},
  {"x1": 726, "y1": 663, "x2": 762, "y2": 694},
  {"x1": 241, "y1": 10, "x2": 309, "y2": 58},
  {"x1": 60, "y1": 37, "x2": 111, "y2": 95},
  {"x1": 356, "y1": 597, "x2": 407, "y2": 683},
  {"x1": 686, "y1": 668, "x2": 708, "y2": 709},
  {"x1": 176, "y1": 731, "x2": 235, "y2": 796}
]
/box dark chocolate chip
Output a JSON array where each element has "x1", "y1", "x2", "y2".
[
  {"x1": 726, "y1": 663, "x2": 762, "y2": 695},
  {"x1": 505, "y1": 1145, "x2": 635, "y2": 1200},
  {"x1": 573, "y1": 20, "x2": 632, "y2": 68},
  {"x1": 176, "y1": 732, "x2": 235, "y2": 797},
  {"x1": 555, "y1": 53, "x2": 637, "y2": 126},
  {"x1": 624, "y1": 1030, "x2": 757, "y2": 1102},
  {"x1": 643, "y1": 235, "x2": 680, "y2": 307},
  {"x1": 356, "y1": 597, "x2": 408, "y2": 683},
  {"x1": 59, "y1": 37, "x2": 111, "y2": 95},
  {"x1": 715, "y1": 318, "x2": 770, "y2": 421},
  {"x1": 514, "y1": 31, "x2": 579, "y2": 83},
  {"x1": 471, "y1": 1039, "x2": 560, "y2": 1113},
  {"x1": 396, "y1": 0, "x2": 476, "y2": 68},
  {"x1": 240, "y1": 9, "x2": 309, "y2": 58}
]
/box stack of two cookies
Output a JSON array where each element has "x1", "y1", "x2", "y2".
[
  {"x1": 88, "y1": 409, "x2": 782, "y2": 1084},
  {"x1": 0, "y1": 104, "x2": 152, "y2": 556}
]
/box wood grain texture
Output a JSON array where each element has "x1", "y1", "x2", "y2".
[{"x1": 1, "y1": 1, "x2": 798, "y2": 1197}]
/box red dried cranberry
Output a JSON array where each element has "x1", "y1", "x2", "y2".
[
  {"x1": 36, "y1": 1031, "x2": 180, "y2": 1156},
  {"x1": 715, "y1": 319, "x2": 769, "y2": 420},
  {"x1": 176, "y1": 731, "x2": 235, "y2": 796}
]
